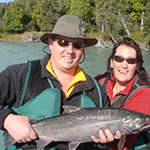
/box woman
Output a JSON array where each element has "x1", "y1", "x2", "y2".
[{"x1": 95, "y1": 37, "x2": 150, "y2": 149}]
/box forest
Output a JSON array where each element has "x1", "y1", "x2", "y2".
[{"x1": 0, "y1": 0, "x2": 150, "y2": 48}]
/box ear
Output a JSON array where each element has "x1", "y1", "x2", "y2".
[
  {"x1": 110, "y1": 58, "x2": 113, "y2": 68},
  {"x1": 48, "y1": 38, "x2": 53, "y2": 49},
  {"x1": 48, "y1": 38, "x2": 53, "y2": 44}
]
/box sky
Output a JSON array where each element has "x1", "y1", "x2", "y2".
[{"x1": 0, "y1": 0, "x2": 14, "y2": 3}]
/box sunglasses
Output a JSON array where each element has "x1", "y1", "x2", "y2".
[
  {"x1": 54, "y1": 38, "x2": 84, "y2": 49},
  {"x1": 113, "y1": 55, "x2": 137, "y2": 64}
]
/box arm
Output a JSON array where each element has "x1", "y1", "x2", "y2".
[
  {"x1": 0, "y1": 64, "x2": 28, "y2": 129},
  {"x1": 0, "y1": 66, "x2": 19, "y2": 130},
  {"x1": 0, "y1": 64, "x2": 37, "y2": 143},
  {"x1": 124, "y1": 87, "x2": 150, "y2": 115}
]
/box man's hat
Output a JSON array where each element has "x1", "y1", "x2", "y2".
[{"x1": 40, "y1": 15, "x2": 97, "y2": 47}]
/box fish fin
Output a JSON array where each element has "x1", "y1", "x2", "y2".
[
  {"x1": 5, "y1": 132, "x2": 16, "y2": 147},
  {"x1": 117, "y1": 135, "x2": 127, "y2": 150},
  {"x1": 36, "y1": 139, "x2": 52, "y2": 149},
  {"x1": 63, "y1": 105, "x2": 81, "y2": 114},
  {"x1": 69, "y1": 142, "x2": 81, "y2": 150}
]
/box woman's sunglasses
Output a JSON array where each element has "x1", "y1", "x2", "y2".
[
  {"x1": 113, "y1": 55, "x2": 137, "y2": 64},
  {"x1": 54, "y1": 38, "x2": 84, "y2": 49}
]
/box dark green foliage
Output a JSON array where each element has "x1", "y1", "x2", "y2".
[
  {"x1": 2, "y1": 2, "x2": 25, "y2": 33},
  {"x1": 64, "y1": 0, "x2": 96, "y2": 32},
  {"x1": 0, "y1": 0, "x2": 149, "y2": 43},
  {"x1": 25, "y1": 20, "x2": 40, "y2": 31},
  {"x1": 144, "y1": 1, "x2": 150, "y2": 35},
  {"x1": 0, "y1": 24, "x2": 3, "y2": 32},
  {"x1": 40, "y1": 0, "x2": 62, "y2": 32}
]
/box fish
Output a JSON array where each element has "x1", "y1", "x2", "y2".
[{"x1": 5, "y1": 106, "x2": 150, "y2": 150}]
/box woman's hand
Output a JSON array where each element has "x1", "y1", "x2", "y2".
[{"x1": 91, "y1": 129, "x2": 121, "y2": 143}]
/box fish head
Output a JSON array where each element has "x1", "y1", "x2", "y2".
[
  {"x1": 130, "y1": 118, "x2": 148, "y2": 133},
  {"x1": 121, "y1": 116, "x2": 149, "y2": 135},
  {"x1": 140, "y1": 117, "x2": 150, "y2": 131}
]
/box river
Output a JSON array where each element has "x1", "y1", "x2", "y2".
[{"x1": 0, "y1": 41, "x2": 150, "y2": 149}]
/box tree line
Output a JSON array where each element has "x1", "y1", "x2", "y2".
[{"x1": 0, "y1": 0, "x2": 150, "y2": 45}]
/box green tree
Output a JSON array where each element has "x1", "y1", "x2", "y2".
[
  {"x1": 13, "y1": 0, "x2": 37, "y2": 14},
  {"x1": 40, "y1": 0, "x2": 62, "y2": 32},
  {"x1": 64, "y1": 0, "x2": 71, "y2": 13},
  {"x1": 31, "y1": 1, "x2": 42, "y2": 30},
  {"x1": 0, "y1": 4, "x2": 7, "y2": 19},
  {"x1": 128, "y1": 0, "x2": 150, "y2": 32},
  {"x1": 2, "y1": 1, "x2": 24, "y2": 33},
  {"x1": 64, "y1": 0, "x2": 96, "y2": 32},
  {"x1": 128, "y1": 0, "x2": 144, "y2": 21},
  {"x1": 144, "y1": 1, "x2": 150, "y2": 43},
  {"x1": 0, "y1": 4, "x2": 7, "y2": 32},
  {"x1": 95, "y1": 0, "x2": 128, "y2": 40},
  {"x1": 14, "y1": 0, "x2": 38, "y2": 31}
]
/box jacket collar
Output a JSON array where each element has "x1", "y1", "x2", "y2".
[{"x1": 40, "y1": 55, "x2": 96, "y2": 92}]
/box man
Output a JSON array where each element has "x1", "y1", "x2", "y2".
[{"x1": 0, "y1": 15, "x2": 120, "y2": 150}]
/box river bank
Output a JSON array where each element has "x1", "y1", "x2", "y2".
[
  {"x1": 0, "y1": 32, "x2": 149, "y2": 51},
  {"x1": 0, "y1": 32, "x2": 43, "y2": 43}
]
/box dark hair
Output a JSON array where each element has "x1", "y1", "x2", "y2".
[{"x1": 107, "y1": 37, "x2": 149, "y2": 83}]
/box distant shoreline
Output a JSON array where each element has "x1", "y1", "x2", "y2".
[{"x1": 0, "y1": 32, "x2": 149, "y2": 51}]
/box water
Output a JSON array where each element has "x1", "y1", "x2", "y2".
[
  {"x1": 0, "y1": 41, "x2": 150, "y2": 149},
  {"x1": 0, "y1": 42, "x2": 150, "y2": 76}
]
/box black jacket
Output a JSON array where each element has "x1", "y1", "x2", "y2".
[{"x1": 0, "y1": 54, "x2": 108, "y2": 129}]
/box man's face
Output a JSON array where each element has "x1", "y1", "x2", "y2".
[{"x1": 48, "y1": 36, "x2": 85, "y2": 73}]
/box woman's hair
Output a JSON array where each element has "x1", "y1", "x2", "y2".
[{"x1": 107, "y1": 37, "x2": 149, "y2": 83}]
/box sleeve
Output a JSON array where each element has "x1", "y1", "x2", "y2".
[
  {"x1": 0, "y1": 64, "x2": 28, "y2": 130},
  {"x1": 124, "y1": 87, "x2": 150, "y2": 115}
]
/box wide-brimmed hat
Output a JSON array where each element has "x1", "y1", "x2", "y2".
[{"x1": 40, "y1": 15, "x2": 98, "y2": 47}]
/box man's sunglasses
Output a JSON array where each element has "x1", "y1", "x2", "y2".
[
  {"x1": 113, "y1": 55, "x2": 137, "y2": 64},
  {"x1": 54, "y1": 38, "x2": 84, "y2": 49}
]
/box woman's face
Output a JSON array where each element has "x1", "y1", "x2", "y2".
[{"x1": 110, "y1": 45, "x2": 137, "y2": 85}]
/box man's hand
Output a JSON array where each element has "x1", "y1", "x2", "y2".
[
  {"x1": 91, "y1": 129, "x2": 121, "y2": 143},
  {"x1": 4, "y1": 114, "x2": 37, "y2": 143}
]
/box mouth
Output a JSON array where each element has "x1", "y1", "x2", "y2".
[
  {"x1": 63, "y1": 56, "x2": 74, "y2": 63},
  {"x1": 119, "y1": 70, "x2": 128, "y2": 74}
]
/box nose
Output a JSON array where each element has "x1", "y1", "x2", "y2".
[
  {"x1": 121, "y1": 60, "x2": 128, "y2": 68},
  {"x1": 65, "y1": 44, "x2": 74, "y2": 53}
]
